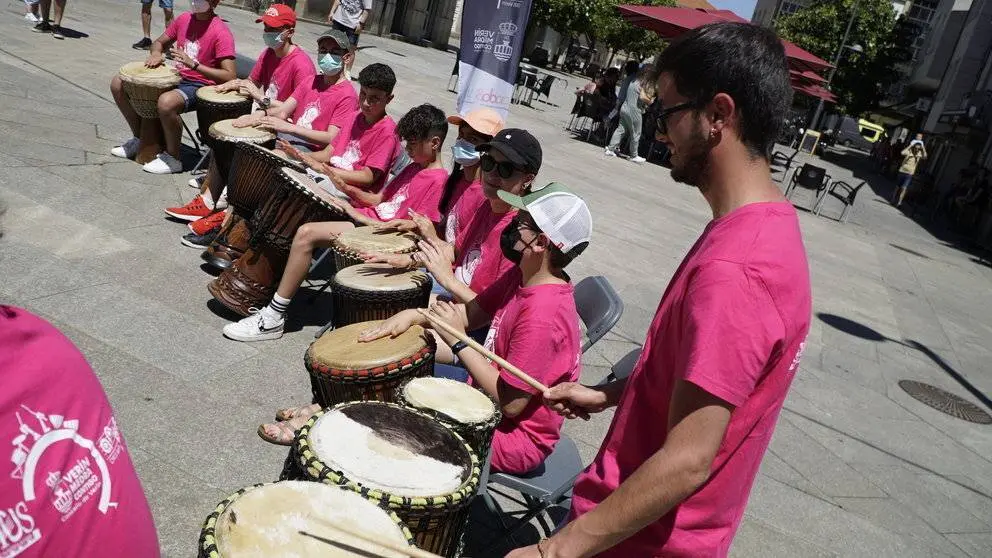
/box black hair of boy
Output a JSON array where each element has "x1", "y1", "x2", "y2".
[
  {"x1": 397, "y1": 104, "x2": 448, "y2": 145},
  {"x1": 358, "y1": 63, "x2": 397, "y2": 94}
]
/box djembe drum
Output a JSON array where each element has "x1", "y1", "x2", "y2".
[
  {"x1": 208, "y1": 167, "x2": 345, "y2": 316},
  {"x1": 296, "y1": 402, "x2": 481, "y2": 557},
  {"x1": 195, "y1": 86, "x2": 252, "y2": 147},
  {"x1": 304, "y1": 320, "x2": 435, "y2": 407},
  {"x1": 396, "y1": 377, "x2": 501, "y2": 458},
  {"x1": 117, "y1": 61, "x2": 179, "y2": 164},
  {"x1": 330, "y1": 263, "x2": 432, "y2": 328},
  {"x1": 202, "y1": 143, "x2": 305, "y2": 270},
  {"x1": 198, "y1": 481, "x2": 416, "y2": 558},
  {"x1": 331, "y1": 227, "x2": 419, "y2": 272}
]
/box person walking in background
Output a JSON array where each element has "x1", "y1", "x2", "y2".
[
  {"x1": 605, "y1": 61, "x2": 653, "y2": 163},
  {"x1": 133, "y1": 0, "x2": 175, "y2": 50},
  {"x1": 31, "y1": 0, "x2": 68, "y2": 39},
  {"x1": 327, "y1": 0, "x2": 372, "y2": 74},
  {"x1": 893, "y1": 132, "x2": 927, "y2": 207}
]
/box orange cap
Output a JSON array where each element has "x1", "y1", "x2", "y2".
[{"x1": 447, "y1": 108, "x2": 504, "y2": 137}]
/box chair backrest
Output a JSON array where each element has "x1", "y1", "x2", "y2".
[
  {"x1": 538, "y1": 75, "x2": 556, "y2": 96},
  {"x1": 848, "y1": 180, "x2": 868, "y2": 202},
  {"x1": 574, "y1": 276, "x2": 624, "y2": 353},
  {"x1": 795, "y1": 164, "x2": 827, "y2": 189},
  {"x1": 605, "y1": 348, "x2": 642, "y2": 383}
]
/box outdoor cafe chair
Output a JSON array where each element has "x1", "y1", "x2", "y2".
[
  {"x1": 528, "y1": 74, "x2": 560, "y2": 106},
  {"x1": 814, "y1": 180, "x2": 867, "y2": 222},
  {"x1": 784, "y1": 163, "x2": 831, "y2": 210}
]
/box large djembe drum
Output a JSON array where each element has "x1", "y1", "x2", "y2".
[
  {"x1": 331, "y1": 227, "x2": 419, "y2": 272},
  {"x1": 304, "y1": 320, "x2": 435, "y2": 407},
  {"x1": 330, "y1": 263, "x2": 432, "y2": 328},
  {"x1": 198, "y1": 481, "x2": 416, "y2": 557},
  {"x1": 118, "y1": 61, "x2": 179, "y2": 164},
  {"x1": 195, "y1": 86, "x2": 252, "y2": 147},
  {"x1": 396, "y1": 377, "x2": 501, "y2": 458},
  {"x1": 296, "y1": 402, "x2": 481, "y2": 557},
  {"x1": 208, "y1": 167, "x2": 345, "y2": 316}
]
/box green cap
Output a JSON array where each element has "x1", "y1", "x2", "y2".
[{"x1": 497, "y1": 183, "x2": 592, "y2": 255}]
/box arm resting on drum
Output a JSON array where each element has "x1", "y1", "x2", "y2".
[
  {"x1": 281, "y1": 123, "x2": 342, "y2": 150},
  {"x1": 333, "y1": 167, "x2": 379, "y2": 191},
  {"x1": 457, "y1": 348, "x2": 532, "y2": 417},
  {"x1": 196, "y1": 58, "x2": 237, "y2": 87},
  {"x1": 542, "y1": 381, "x2": 733, "y2": 557}
]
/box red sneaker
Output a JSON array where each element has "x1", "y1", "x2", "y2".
[
  {"x1": 164, "y1": 195, "x2": 212, "y2": 222},
  {"x1": 187, "y1": 211, "x2": 226, "y2": 236}
]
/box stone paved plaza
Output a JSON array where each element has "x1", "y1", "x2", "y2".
[{"x1": 1, "y1": 1, "x2": 991, "y2": 556}]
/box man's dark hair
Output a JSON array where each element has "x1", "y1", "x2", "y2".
[
  {"x1": 604, "y1": 67, "x2": 620, "y2": 80},
  {"x1": 624, "y1": 60, "x2": 639, "y2": 76},
  {"x1": 358, "y1": 63, "x2": 397, "y2": 93},
  {"x1": 397, "y1": 104, "x2": 448, "y2": 144},
  {"x1": 656, "y1": 22, "x2": 792, "y2": 159}
]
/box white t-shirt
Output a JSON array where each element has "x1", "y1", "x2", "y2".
[{"x1": 333, "y1": 0, "x2": 373, "y2": 29}]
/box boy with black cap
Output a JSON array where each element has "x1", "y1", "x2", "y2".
[{"x1": 360, "y1": 183, "x2": 592, "y2": 475}]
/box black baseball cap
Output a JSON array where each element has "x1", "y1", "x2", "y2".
[{"x1": 478, "y1": 128, "x2": 542, "y2": 173}]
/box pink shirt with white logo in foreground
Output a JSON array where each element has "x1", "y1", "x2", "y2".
[
  {"x1": 355, "y1": 164, "x2": 449, "y2": 223},
  {"x1": 570, "y1": 201, "x2": 811, "y2": 557},
  {"x1": 165, "y1": 12, "x2": 235, "y2": 85},
  {"x1": 249, "y1": 46, "x2": 316, "y2": 103}
]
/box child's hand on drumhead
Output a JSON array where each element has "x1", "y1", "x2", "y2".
[
  {"x1": 145, "y1": 53, "x2": 164, "y2": 68},
  {"x1": 374, "y1": 219, "x2": 415, "y2": 233},
  {"x1": 233, "y1": 114, "x2": 259, "y2": 128},
  {"x1": 406, "y1": 210, "x2": 437, "y2": 239},
  {"x1": 357, "y1": 310, "x2": 417, "y2": 342}
]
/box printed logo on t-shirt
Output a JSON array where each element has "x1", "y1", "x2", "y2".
[
  {"x1": 482, "y1": 310, "x2": 502, "y2": 362},
  {"x1": 0, "y1": 498, "x2": 39, "y2": 558},
  {"x1": 788, "y1": 340, "x2": 807, "y2": 373},
  {"x1": 455, "y1": 247, "x2": 482, "y2": 286},
  {"x1": 375, "y1": 187, "x2": 408, "y2": 220},
  {"x1": 265, "y1": 83, "x2": 279, "y2": 101},
  {"x1": 182, "y1": 41, "x2": 201, "y2": 68},
  {"x1": 331, "y1": 140, "x2": 362, "y2": 171},
  {"x1": 297, "y1": 102, "x2": 320, "y2": 130},
  {"x1": 444, "y1": 213, "x2": 458, "y2": 244}
]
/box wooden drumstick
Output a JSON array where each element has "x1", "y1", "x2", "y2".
[
  {"x1": 415, "y1": 308, "x2": 549, "y2": 393},
  {"x1": 301, "y1": 520, "x2": 443, "y2": 558}
]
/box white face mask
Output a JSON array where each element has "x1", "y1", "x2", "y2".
[{"x1": 190, "y1": 0, "x2": 210, "y2": 13}]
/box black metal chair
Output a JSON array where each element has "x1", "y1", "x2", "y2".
[
  {"x1": 770, "y1": 148, "x2": 800, "y2": 182},
  {"x1": 528, "y1": 74, "x2": 559, "y2": 105},
  {"x1": 784, "y1": 163, "x2": 831, "y2": 209},
  {"x1": 814, "y1": 180, "x2": 867, "y2": 222}
]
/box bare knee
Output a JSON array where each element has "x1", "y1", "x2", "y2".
[
  {"x1": 111, "y1": 75, "x2": 123, "y2": 96},
  {"x1": 157, "y1": 92, "x2": 184, "y2": 117},
  {"x1": 293, "y1": 224, "x2": 320, "y2": 249}
]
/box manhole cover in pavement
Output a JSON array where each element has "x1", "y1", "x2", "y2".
[{"x1": 898, "y1": 380, "x2": 992, "y2": 424}]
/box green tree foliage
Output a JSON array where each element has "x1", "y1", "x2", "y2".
[
  {"x1": 530, "y1": 0, "x2": 674, "y2": 60},
  {"x1": 775, "y1": 0, "x2": 917, "y2": 116}
]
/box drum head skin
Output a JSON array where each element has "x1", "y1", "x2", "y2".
[
  {"x1": 196, "y1": 85, "x2": 250, "y2": 103},
  {"x1": 209, "y1": 119, "x2": 276, "y2": 142},
  {"x1": 403, "y1": 377, "x2": 496, "y2": 425},
  {"x1": 310, "y1": 404, "x2": 471, "y2": 497},
  {"x1": 334, "y1": 227, "x2": 418, "y2": 255},
  {"x1": 307, "y1": 321, "x2": 429, "y2": 371},
  {"x1": 213, "y1": 481, "x2": 412, "y2": 557},
  {"x1": 118, "y1": 61, "x2": 180, "y2": 86},
  {"x1": 333, "y1": 264, "x2": 430, "y2": 292}
]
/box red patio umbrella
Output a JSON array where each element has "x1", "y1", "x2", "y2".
[
  {"x1": 790, "y1": 69, "x2": 828, "y2": 83},
  {"x1": 792, "y1": 82, "x2": 837, "y2": 103},
  {"x1": 617, "y1": 5, "x2": 834, "y2": 73}
]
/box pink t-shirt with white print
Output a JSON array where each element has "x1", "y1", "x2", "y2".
[
  {"x1": 0, "y1": 307, "x2": 159, "y2": 558},
  {"x1": 165, "y1": 12, "x2": 236, "y2": 85},
  {"x1": 330, "y1": 113, "x2": 399, "y2": 192},
  {"x1": 288, "y1": 77, "x2": 359, "y2": 151},
  {"x1": 569, "y1": 201, "x2": 812, "y2": 557},
  {"x1": 355, "y1": 164, "x2": 448, "y2": 223},
  {"x1": 248, "y1": 46, "x2": 316, "y2": 102},
  {"x1": 448, "y1": 186, "x2": 518, "y2": 295}
]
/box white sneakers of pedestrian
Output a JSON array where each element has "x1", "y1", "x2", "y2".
[
  {"x1": 143, "y1": 152, "x2": 183, "y2": 174},
  {"x1": 110, "y1": 137, "x2": 139, "y2": 159},
  {"x1": 604, "y1": 148, "x2": 617, "y2": 157},
  {"x1": 24, "y1": 13, "x2": 40, "y2": 23},
  {"x1": 188, "y1": 175, "x2": 205, "y2": 189},
  {"x1": 631, "y1": 156, "x2": 647, "y2": 164},
  {"x1": 223, "y1": 308, "x2": 285, "y2": 342}
]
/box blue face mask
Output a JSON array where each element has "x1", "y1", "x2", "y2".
[
  {"x1": 262, "y1": 31, "x2": 284, "y2": 49},
  {"x1": 451, "y1": 138, "x2": 480, "y2": 166},
  {"x1": 318, "y1": 53, "x2": 343, "y2": 75}
]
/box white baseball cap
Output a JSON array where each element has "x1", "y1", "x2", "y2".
[{"x1": 497, "y1": 182, "x2": 592, "y2": 258}]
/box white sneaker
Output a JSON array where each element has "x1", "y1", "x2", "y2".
[
  {"x1": 143, "y1": 152, "x2": 183, "y2": 174},
  {"x1": 604, "y1": 148, "x2": 617, "y2": 157},
  {"x1": 25, "y1": 13, "x2": 40, "y2": 23},
  {"x1": 222, "y1": 308, "x2": 285, "y2": 342},
  {"x1": 188, "y1": 176, "x2": 205, "y2": 189},
  {"x1": 631, "y1": 156, "x2": 647, "y2": 164},
  {"x1": 110, "y1": 137, "x2": 139, "y2": 159}
]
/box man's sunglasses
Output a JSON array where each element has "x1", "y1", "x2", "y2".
[
  {"x1": 480, "y1": 154, "x2": 521, "y2": 179},
  {"x1": 655, "y1": 102, "x2": 694, "y2": 135}
]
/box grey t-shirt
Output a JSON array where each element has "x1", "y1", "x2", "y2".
[{"x1": 333, "y1": 0, "x2": 374, "y2": 29}]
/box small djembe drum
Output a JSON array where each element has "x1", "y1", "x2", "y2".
[
  {"x1": 207, "y1": 119, "x2": 276, "y2": 188},
  {"x1": 331, "y1": 227, "x2": 419, "y2": 272},
  {"x1": 195, "y1": 86, "x2": 252, "y2": 147},
  {"x1": 330, "y1": 263, "x2": 432, "y2": 328},
  {"x1": 118, "y1": 61, "x2": 179, "y2": 164},
  {"x1": 197, "y1": 480, "x2": 416, "y2": 558},
  {"x1": 296, "y1": 402, "x2": 481, "y2": 557},
  {"x1": 396, "y1": 377, "x2": 502, "y2": 458},
  {"x1": 304, "y1": 320, "x2": 435, "y2": 407}
]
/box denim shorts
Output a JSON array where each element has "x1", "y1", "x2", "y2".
[
  {"x1": 332, "y1": 19, "x2": 360, "y2": 46},
  {"x1": 140, "y1": 0, "x2": 174, "y2": 8},
  {"x1": 175, "y1": 79, "x2": 203, "y2": 111},
  {"x1": 897, "y1": 172, "x2": 914, "y2": 188}
]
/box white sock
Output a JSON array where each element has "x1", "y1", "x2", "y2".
[{"x1": 266, "y1": 293, "x2": 292, "y2": 318}]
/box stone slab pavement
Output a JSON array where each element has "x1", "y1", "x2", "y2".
[{"x1": 0, "y1": 1, "x2": 990, "y2": 556}]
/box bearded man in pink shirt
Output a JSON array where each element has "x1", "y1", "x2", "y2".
[{"x1": 512, "y1": 23, "x2": 812, "y2": 557}]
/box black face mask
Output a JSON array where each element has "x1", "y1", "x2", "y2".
[{"x1": 500, "y1": 222, "x2": 524, "y2": 264}]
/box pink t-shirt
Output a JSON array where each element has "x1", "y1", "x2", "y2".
[
  {"x1": 165, "y1": 12, "x2": 235, "y2": 85},
  {"x1": 476, "y1": 277, "x2": 582, "y2": 474},
  {"x1": 248, "y1": 46, "x2": 316, "y2": 102},
  {"x1": 569, "y1": 201, "x2": 812, "y2": 557},
  {"x1": 0, "y1": 307, "x2": 159, "y2": 558},
  {"x1": 448, "y1": 187, "x2": 518, "y2": 295},
  {"x1": 356, "y1": 164, "x2": 449, "y2": 222},
  {"x1": 330, "y1": 113, "x2": 399, "y2": 192},
  {"x1": 288, "y1": 77, "x2": 359, "y2": 151}
]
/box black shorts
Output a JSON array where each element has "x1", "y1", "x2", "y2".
[{"x1": 332, "y1": 19, "x2": 360, "y2": 47}]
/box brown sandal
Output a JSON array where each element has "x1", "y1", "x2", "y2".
[
  {"x1": 256, "y1": 416, "x2": 309, "y2": 446},
  {"x1": 274, "y1": 403, "x2": 321, "y2": 422}
]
